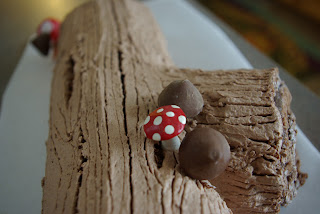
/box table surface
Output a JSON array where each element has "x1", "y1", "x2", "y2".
[{"x1": 0, "y1": 0, "x2": 319, "y2": 150}]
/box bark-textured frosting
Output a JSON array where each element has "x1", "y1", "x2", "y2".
[
  {"x1": 179, "y1": 68, "x2": 307, "y2": 213},
  {"x1": 42, "y1": 0, "x2": 306, "y2": 213},
  {"x1": 42, "y1": 0, "x2": 232, "y2": 213}
]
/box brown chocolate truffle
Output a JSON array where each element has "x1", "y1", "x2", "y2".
[
  {"x1": 158, "y1": 80, "x2": 204, "y2": 118},
  {"x1": 179, "y1": 127, "x2": 230, "y2": 180}
]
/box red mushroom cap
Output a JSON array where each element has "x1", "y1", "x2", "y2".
[
  {"x1": 37, "y1": 18, "x2": 60, "y2": 43},
  {"x1": 143, "y1": 105, "x2": 186, "y2": 141}
]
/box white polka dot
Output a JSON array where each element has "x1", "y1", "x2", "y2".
[
  {"x1": 171, "y1": 105, "x2": 180, "y2": 108},
  {"x1": 153, "y1": 116, "x2": 162, "y2": 125},
  {"x1": 165, "y1": 125, "x2": 175, "y2": 135},
  {"x1": 152, "y1": 133, "x2": 161, "y2": 141},
  {"x1": 178, "y1": 115, "x2": 186, "y2": 124},
  {"x1": 157, "y1": 108, "x2": 164, "y2": 113},
  {"x1": 144, "y1": 116, "x2": 150, "y2": 125},
  {"x1": 166, "y1": 111, "x2": 175, "y2": 117}
]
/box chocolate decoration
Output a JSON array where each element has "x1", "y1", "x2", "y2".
[
  {"x1": 32, "y1": 33, "x2": 51, "y2": 56},
  {"x1": 179, "y1": 127, "x2": 230, "y2": 180},
  {"x1": 158, "y1": 80, "x2": 204, "y2": 118}
]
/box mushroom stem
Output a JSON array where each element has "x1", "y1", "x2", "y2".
[{"x1": 162, "y1": 136, "x2": 181, "y2": 151}]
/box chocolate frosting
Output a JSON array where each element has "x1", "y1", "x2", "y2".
[
  {"x1": 179, "y1": 127, "x2": 230, "y2": 180},
  {"x1": 158, "y1": 80, "x2": 204, "y2": 118}
]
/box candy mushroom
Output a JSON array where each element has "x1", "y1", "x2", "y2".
[
  {"x1": 32, "y1": 18, "x2": 60, "y2": 56},
  {"x1": 143, "y1": 105, "x2": 186, "y2": 151},
  {"x1": 37, "y1": 18, "x2": 60, "y2": 44}
]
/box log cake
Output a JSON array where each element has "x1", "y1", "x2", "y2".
[{"x1": 42, "y1": 0, "x2": 306, "y2": 213}]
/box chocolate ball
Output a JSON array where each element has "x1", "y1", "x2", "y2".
[
  {"x1": 158, "y1": 80, "x2": 204, "y2": 118},
  {"x1": 179, "y1": 128, "x2": 230, "y2": 180},
  {"x1": 32, "y1": 33, "x2": 51, "y2": 56}
]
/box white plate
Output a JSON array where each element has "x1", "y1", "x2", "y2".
[{"x1": 0, "y1": 0, "x2": 319, "y2": 213}]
